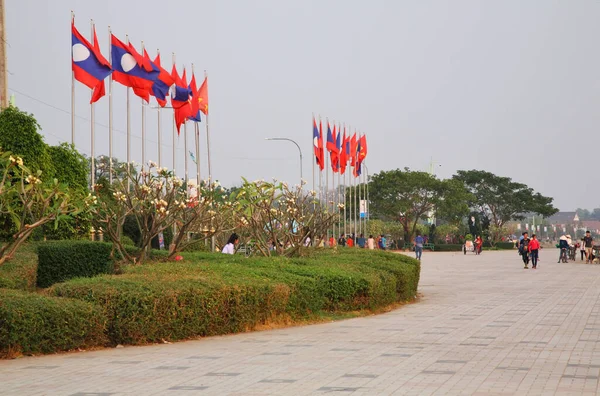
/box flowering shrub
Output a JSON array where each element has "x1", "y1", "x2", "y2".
[
  {"x1": 0, "y1": 149, "x2": 87, "y2": 265},
  {"x1": 91, "y1": 161, "x2": 226, "y2": 263},
  {"x1": 230, "y1": 178, "x2": 340, "y2": 257}
]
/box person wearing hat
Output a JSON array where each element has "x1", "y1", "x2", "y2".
[{"x1": 558, "y1": 235, "x2": 569, "y2": 263}]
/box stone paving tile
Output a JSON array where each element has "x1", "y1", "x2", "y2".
[{"x1": 4, "y1": 251, "x2": 600, "y2": 395}]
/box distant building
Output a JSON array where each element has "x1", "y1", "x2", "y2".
[{"x1": 546, "y1": 212, "x2": 577, "y2": 225}]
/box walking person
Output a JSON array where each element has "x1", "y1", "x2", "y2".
[
  {"x1": 529, "y1": 234, "x2": 540, "y2": 269},
  {"x1": 558, "y1": 235, "x2": 569, "y2": 263},
  {"x1": 414, "y1": 233, "x2": 424, "y2": 260},
  {"x1": 583, "y1": 231, "x2": 594, "y2": 264},
  {"x1": 519, "y1": 232, "x2": 531, "y2": 268},
  {"x1": 475, "y1": 235, "x2": 483, "y2": 255},
  {"x1": 580, "y1": 239, "x2": 586, "y2": 261}
]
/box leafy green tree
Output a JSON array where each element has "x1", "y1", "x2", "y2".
[
  {"x1": 369, "y1": 168, "x2": 470, "y2": 241},
  {"x1": 453, "y1": 170, "x2": 558, "y2": 242},
  {"x1": 48, "y1": 143, "x2": 88, "y2": 191},
  {"x1": 0, "y1": 106, "x2": 53, "y2": 178}
]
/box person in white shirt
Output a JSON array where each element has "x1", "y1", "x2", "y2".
[{"x1": 222, "y1": 233, "x2": 239, "y2": 254}]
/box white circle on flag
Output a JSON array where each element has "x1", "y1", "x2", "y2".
[
  {"x1": 72, "y1": 43, "x2": 90, "y2": 62},
  {"x1": 313, "y1": 137, "x2": 319, "y2": 147},
  {"x1": 120, "y1": 54, "x2": 136, "y2": 72}
]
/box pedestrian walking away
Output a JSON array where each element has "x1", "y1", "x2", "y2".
[
  {"x1": 414, "y1": 233, "x2": 424, "y2": 260},
  {"x1": 558, "y1": 235, "x2": 569, "y2": 263},
  {"x1": 583, "y1": 231, "x2": 594, "y2": 264},
  {"x1": 367, "y1": 235, "x2": 375, "y2": 250},
  {"x1": 529, "y1": 234, "x2": 540, "y2": 269}
]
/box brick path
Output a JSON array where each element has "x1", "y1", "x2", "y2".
[{"x1": 2, "y1": 251, "x2": 600, "y2": 395}]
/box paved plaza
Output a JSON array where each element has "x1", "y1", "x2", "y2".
[{"x1": 3, "y1": 250, "x2": 600, "y2": 395}]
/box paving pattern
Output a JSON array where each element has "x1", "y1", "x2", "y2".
[{"x1": 3, "y1": 250, "x2": 600, "y2": 395}]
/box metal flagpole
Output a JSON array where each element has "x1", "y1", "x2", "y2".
[
  {"x1": 141, "y1": 42, "x2": 146, "y2": 170},
  {"x1": 108, "y1": 26, "x2": 113, "y2": 184},
  {"x1": 312, "y1": 114, "x2": 316, "y2": 213},
  {"x1": 354, "y1": 131, "x2": 358, "y2": 243},
  {"x1": 172, "y1": 53, "x2": 176, "y2": 174},
  {"x1": 156, "y1": 51, "x2": 162, "y2": 169},
  {"x1": 71, "y1": 11, "x2": 75, "y2": 146},
  {"x1": 184, "y1": 122, "x2": 188, "y2": 182},
  {"x1": 203, "y1": 71, "x2": 212, "y2": 182},
  {"x1": 125, "y1": 35, "x2": 131, "y2": 188},
  {"x1": 192, "y1": 65, "x2": 201, "y2": 186},
  {"x1": 90, "y1": 20, "x2": 96, "y2": 188},
  {"x1": 344, "y1": 124, "x2": 347, "y2": 236},
  {"x1": 325, "y1": 119, "x2": 330, "y2": 242}
]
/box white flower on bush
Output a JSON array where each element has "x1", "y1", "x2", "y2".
[
  {"x1": 148, "y1": 160, "x2": 158, "y2": 168},
  {"x1": 337, "y1": 203, "x2": 345, "y2": 210},
  {"x1": 301, "y1": 179, "x2": 307, "y2": 186},
  {"x1": 25, "y1": 175, "x2": 41, "y2": 184},
  {"x1": 141, "y1": 185, "x2": 152, "y2": 194},
  {"x1": 113, "y1": 191, "x2": 126, "y2": 202},
  {"x1": 309, "y1": 190, "x2": 317, "y2": 197},
  {"x1": 240, "y1": 218, "x2": 249, "y2": 225},
  {"x1": 9, "y1": 155, "x2": 24, "y2": 167},
  {"x1": 212, "y1": 180, "x2": 221, "y2": 188},
  {"x1": 172, "y1": 177, "x2": 183, "y2": 187}
]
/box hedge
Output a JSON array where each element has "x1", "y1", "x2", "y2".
[
  {"x1": 0, "y1": 289, "x2": 107, "y2": 357},
  {"x1": 0, "y1": 243, "x2": 38, "y2": 291},
  {"x1": 50, "y1": 249, "x2": 420, "y2": 346},
  {"x1": 36, "y1": 241, "x2": 114, "y2": 288}
]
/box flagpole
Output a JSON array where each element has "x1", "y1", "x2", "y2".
[
  {"x1": 184, "y1": 122, "x2": 189, "y2": 182},
  {"x1": 140, "y1": 42, "x2": 147, "y2": 170},
  {"x1": 192, "y1": 64, "x2": 201, "y2": 186},
  {"x1": 108, "y1": 26, "x2": 113, "y2": 184},
  {"x1": 354, "y1": 130, "x2": 358, "y2": 243},
  {"x1": 203, "y1": 71, "x2": 212, "y2": 183},
  {"x1": 71, "y1": 11, "x2": 75, "y2": 146},
  {"x1": 125, "y1": 35, "x2": 131, "y2": 188},
  {"x1": 343, "y1": 123, "x2": 347, "y2": 237},
  {"x1": 157, "y1": 104, "x2": 161, "y2": 168},
  {"x1": 90, "y1": 20, "x2": 96, "y2": 188},
  {"x1": 312, "y1": 114, "x2": 316, "y2": 215},
  {"x1": 358, "y1": 133, "x2": 362, "y2": 238},
  {"x1": 172, "y1": 53, "x2": 176, "y2": 174}
]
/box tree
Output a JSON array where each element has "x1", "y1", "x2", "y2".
[
  {"x1": 0, "y1": 106, "x2": 53, "y2": 178},
  {"x1": 453, "y1": 170, "x2": 558, "y2": 242},
  {"x1": 369, "y1": 168, "x2": 471, "y2": 241},
  {"x1": 48, "y1": 143, "x2": 88, "y2": 192}
]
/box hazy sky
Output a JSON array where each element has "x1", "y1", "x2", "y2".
[{"x1": 6, "y1": 1, "x2": 600, "y2": 211}]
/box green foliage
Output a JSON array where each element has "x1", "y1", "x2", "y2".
[
  {"x1": 47, "y1": 143, "x2": 88, "y2": 192},
  {"x1": 453, "y1": 170, "x2": 558, "y2": 241},
  {"x1": 49, "y1": 249, "x2": 419, "y2": 346},
  {"x1": 435, "y1": 244, "x2": 464, "y2": 251},
  {"x1": 0, "y1": 243, "x2": 38, "y2": 290},
  {"x1": 369, "y1": 168, "x2": 471, "y2": 241},
  {"x1": 0, "y1": 106, "x2": 53, "y2": 177},
  {"x1": 36, "y1": 241, "x2": 114, "y2": 288},
  {"x1": 0, "y1": 289, "x2": 106, "y2": 357}
]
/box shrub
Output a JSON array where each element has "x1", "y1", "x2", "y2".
[
  {"x1": 36, "y1": 241, "x2": 114, "y2": 288},
  {"x1": 0, "y1": 243, "x2": 38, "y2": 290},
  {"x1": 50, "y1": 249, "x2": 420, "y2": 346},
  {"x1": 494, "y1": 242, "x2": 515, "y2": 250},
  {"x1": 0, "y1": 289, "x2": 106, "y2": 357},
  {"x1": 435, "y1": 244, "x2": 464, "y2": 252}
]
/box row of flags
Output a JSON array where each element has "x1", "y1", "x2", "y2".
[
  {"x1": 312, "y1": 116, "x2": 367, "y2": 177},
  {"x1": 71, "y1": 18, "x2": 208, "y2": 133}
]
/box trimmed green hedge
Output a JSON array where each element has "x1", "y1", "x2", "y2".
[
  {"x1": 435, "y1": 244, "x2": 464, "y2": 252},
  {"x1": 50, "y1": 249, "x2": 420, "y2": 346},
  {"x1": 36, "y1": 241, "x2": 114, "y2": 288},
  {"x1": 0, "y1": 243, "x2": 38, "y2": 291},
  {"x1": 0, "y1": 289, "x2": 106, "y2": 357}
]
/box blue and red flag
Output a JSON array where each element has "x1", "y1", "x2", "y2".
[
  {"x1": 170, "y1": 66, "x2": 192, "y2": 133},
  {"x1": 354, "y1": 135, "x2": 364, "y2": 177},
  {"x1": 327, "y1": 123, "x2": 339, "y2": 173},
  {"x1": 313, "y1": 116, "x2": 324, "y2": 171},
  {"x1": 71, "y1": 22, "x2": 112, "y2": 103},
  {"x1": 334, "y1": 124, "x2": 342, "y2": 172},
  {"x1": 187, "y1": 73, "x2": 202, "y2": 122},
  {"x1": 111, "y1": 35, "x2": 159, "y2": 102},
  {"x1": 148, "y1": 51, "x2": 173, "y2": 107}
]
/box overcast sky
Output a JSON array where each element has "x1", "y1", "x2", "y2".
[{"x1": 6, "y1": 0, "x2": 600, "y2": 211}]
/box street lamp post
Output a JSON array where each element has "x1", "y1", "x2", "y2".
[{"x1": 265, "y1": 137, "x2": 303, "y2": 183}]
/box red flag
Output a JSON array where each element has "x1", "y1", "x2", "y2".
[
  {"x1": 358, "y1": 135, "x2": 367, "y2": 164},
  {"x1": 339, "y1": 127, "x2": 348, "y2": 175},
  {"x1": 197, "y1": 77, "x2": 208, "y2": 115},
  {"x1": 350, "y1": 133, "x2": 358, "y2": 167}
]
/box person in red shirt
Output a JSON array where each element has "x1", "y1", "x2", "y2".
[
  {"x1": 347, "y1": 236, "x2": 354, "y2": 248},
  {"x1": 528, "y1": 234, "x2": 541, "y2": 269}
]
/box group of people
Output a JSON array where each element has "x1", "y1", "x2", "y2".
[
  {"x1": 557, "y1": 231, "x2": 595, "y2": 263},
  {"x1": 332, "y1": 234, "x2": 388, "y2": 250},
  {"x1": 517, "y1": 232, "x2": 541, "y2": 269},
  {"x1": 517, "y1": 230, "x2": 596, "y2": 268}
]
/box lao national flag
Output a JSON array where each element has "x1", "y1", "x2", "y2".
[
  {"x1": 354, "y1": 137, "x2": 363, "y2": 177},
  {"x1": 171, "y1": 66, "x2": 192, "y2": 133},
  {"x1": 327, "y1": 124, "x2": 339, "y2": 173},
  {"x1": 350, "y1": 133, "x2": 358, "y2": 167},
  {"x1": 334, "y1": 125, "x2": 342, "y2": 172},
  {"x1": 72, "y1": 23, "x2": 112, "y2": 103},
  {"x1": 111, "y1": 35, "x2": 159, "y2": 102},
  {"x1": 313, "y1": 116, "x2": 324, "y2": 171},
  {"x1": 148, "y1": 51, "x2": 173, "y2": 107}
]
